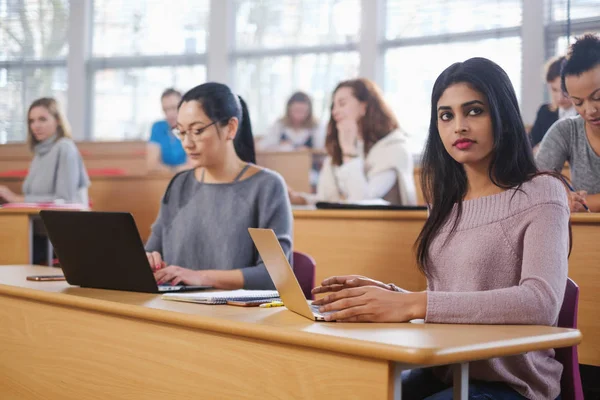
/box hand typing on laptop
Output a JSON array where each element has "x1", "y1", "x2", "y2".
[
  {"x1": 146, "y1": 251, "x2": 166, "y2": 272},
  {"x1": 311, "y1": 275, "x2": 426, "y2": 322},
  {"x1": 311, "y1": 275, "x2": 397, "y2": 295},
  {"x1": 154, "y1": 265, "x2": 209, "y2": 286}
]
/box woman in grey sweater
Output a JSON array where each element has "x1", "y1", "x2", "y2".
[
  {"x1": 0, "y1": 98, "x2": 89, "y2": 205},
  {"x1": 146, "y1": 83, "x2": 293, "y2": 290}
]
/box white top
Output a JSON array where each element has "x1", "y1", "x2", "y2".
[
  {"x1": 258, "y1": 120, "x2": 325, "y2": 151},
  {"x1": 304, "y1": 129, "x2": 417, "y2": 206}
]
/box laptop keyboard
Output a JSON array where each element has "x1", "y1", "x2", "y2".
[
  {"x1": 311, "y1": 304, "x2": 333, "y2": 317},
  {"x1": 158, "y1": 285, "x2": 184, "y2": 292}
]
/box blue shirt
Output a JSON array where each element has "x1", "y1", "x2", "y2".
[{"x1": 149, "y1": 120, "x2": 187, "y2": 167}]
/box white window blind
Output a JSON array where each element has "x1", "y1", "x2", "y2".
[
  {"x1": 383, "y1": 0, "x2": 523, "y2": 154},
  {"x1": 90, "y1": 0, "x2": 210, "y2": 140},
  {"x1": 386, "y1": 0, "x2": 522, "y2": 40},
  {"x1": 545, "y1": 0, "x2": 600, "y2": 22},
  {"x1": 0, "y1": 0, "x2": 69, "y2": 143},
  {"x1": 93, "y1": 0, "x2": 210, "y2": 57},
  {"x1": 93, "y1": 65, "x2": 206, "y2": 141},
  {"x1": 545, "y1": 0, "x2": 600, "y2": 57},
  {"x1": 234, "y1": 0, "x2": 360, "y2": 50},
  {"x1": 233, "y1": 0, "x2": 360, "y2": 136},
  {"x1": 235, "y1": 52, "x2": 359, "y2": 136}
]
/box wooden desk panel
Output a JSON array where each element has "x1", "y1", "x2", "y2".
[
  {"x1": 0, "y1": 175, "x2": 171, "y2": 243},
  {"x1": 256, "y1": 151, "x2": 312, "y2": 193},
  {"x1": 293, "y1": 210, "x2": 428, "y2": 292},
  {"x1": 0, "y1": 289, "x2": 388, "y2": 399},
  {"x1": 88, "y1": 174, "x2": 171, "y2": 242},
  {"x1": 0, "y1": 212, "x2": 31, "y2": 264},
  {"x1": 0, "y1": 141, "x2": 148, "y2": 175},
  {"x1": 568, "y1": 214, "x2": 600, "y2": 366}
]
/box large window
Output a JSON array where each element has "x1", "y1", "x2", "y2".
[
  {"x1": 0, "y1": 0, "x2": 69, "y2": 143},
  {"x1": 546, "y1": 0, "x2": 600, "y2": 58},
  {"x1": 233, "y1": 0, "x2": 360, "y2": 136},
  {"x1": 89, "y1": 0, "x2": 210, "y2": 140},
  {"x1": 383, "y1": 0, "x2": 523, "y2": 154}
]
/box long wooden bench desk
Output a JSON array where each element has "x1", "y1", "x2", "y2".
[
  {"x1": 0, "y1": 265, "x2": 581, "y2": 400},
  {"x1": 293, "y1": 209, "x2": 600, "y2": 367},
  {"x1": 0, "y1": 207, "x2": 83, "y2": 266}
]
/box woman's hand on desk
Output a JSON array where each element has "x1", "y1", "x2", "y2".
[
  {"x1": 312, "y1": 287, "x2": 427, "y2": 322},
  {"x1": 154, "y1": 265, "x2": 207, "y2": 286},
  {"x1": 312, "y1": 275, "x2": 392, "y2": 295}
]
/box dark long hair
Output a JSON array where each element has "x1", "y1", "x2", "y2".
[
  {"x1": 325, "y1": 78, "x2": 399, "y2": 166},
  {"x1": 415, "y1": 58, "x2": 543, "y2": 272},
  {"x1": 179, "y1": 82, "x2": 256, "y2": 163}
]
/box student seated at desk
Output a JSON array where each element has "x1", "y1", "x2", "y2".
[
  {"x1": 536, "y1": 34, "x2": 600, "y2": 212},
  {"x1": 147, "y1": 88, "x2": 190, "y2": 172},
  {"x1": 529, "y1": 55, "x2": 577, "y2": 151},
  {"x1": 312, "y1": 58, "x2": 568, "y2": 400},
  {"x1": 145, "y1": 82, "x2": 292, "y2": 290},
  {"x1": 257, "y1": 91, "x2": 323, "y2": 151},
  {"x1": 0, "y1": 97, "x2": 90, "y2": 205},
  {"x1": 288, "y1": 78, "x2": 417, "y2": 206}
]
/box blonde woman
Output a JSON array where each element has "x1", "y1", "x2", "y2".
[{"x1": 0, "y1": 97, "x2": 90, "y2": 205}]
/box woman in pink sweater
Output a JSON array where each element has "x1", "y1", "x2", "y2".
[{"x1": 312, "y1": 58, "x2": 569, "y2": 400}]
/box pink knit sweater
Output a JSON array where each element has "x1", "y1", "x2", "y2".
[{"x1": 425, "y1": 175, "x2": 570, "y2": 400}]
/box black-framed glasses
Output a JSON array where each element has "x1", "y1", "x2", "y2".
[{"x1": 172, "y1": 120, "x2": 218, "y2": 142}]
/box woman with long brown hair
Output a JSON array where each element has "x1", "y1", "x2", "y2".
[
  {"x1": 289, "y1": 78, "x2": 416, "y2": 205},
  {"x1": 0, "y1": 97, "x2": 89, "y2": 205}
]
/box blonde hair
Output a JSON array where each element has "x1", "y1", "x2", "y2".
[{"x1": 27, "y1": 97, "x2": 72, "y2": 150}]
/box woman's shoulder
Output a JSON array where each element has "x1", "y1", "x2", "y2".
[
  {"x1": 536, "y1": 103, "x2": 557, "y2": 117},
  {"x1": 161, "y1": 169, "x2": 195, "y2": 204},
  {"x1": 150, "y1": 120, "x2": 170, "y2": 137},
  {"x1": 55, "y1": 137, "x2": 78, "y2": 152},
  {"x1": 550, "y1": 115, "x2": 584, "y2": 136},
  {"x1": 245, "y1": 165, "x2": 287, "y2": 188},
  {"x1": 518, "y1": 174, "x2": 569, "y2": 209}
]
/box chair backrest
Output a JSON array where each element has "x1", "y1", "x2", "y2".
[
  {"x1": 292, "y1": 251, "x2": 316, "y2": 300},
  {"x1": 555, "y1": 278, "x2": 584, "y2": 400}
]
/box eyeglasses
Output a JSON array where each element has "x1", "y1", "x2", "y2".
[{"x1": 172, "y1": 121, "x2": 218, "y2": 142}]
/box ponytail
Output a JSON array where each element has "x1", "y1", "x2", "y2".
[{"x1": 234, "y1": 95, "x2": 256, "y2": 164}]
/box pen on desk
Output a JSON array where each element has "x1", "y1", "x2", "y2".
[
  {"x1": 560, "y1": 176, "x2": 590, "y2": 212},
  {"x1": 259, "y1": 301, "x2": 284, "y2": 308}
]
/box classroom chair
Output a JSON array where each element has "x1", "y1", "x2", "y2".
[
  {"x1": 556, "y1": 278, "x2": 584, "y2": 400},
  {"x1": 292, "y1": 251, "x2": 316, "y2": 300}
]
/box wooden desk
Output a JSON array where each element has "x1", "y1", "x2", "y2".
[
  {"x1": 0, "y1": 208, "x2": 85, "y2": 266},
  {"x1": 256, "y1": 150, "x2": 313, "y2": 193},
  {"x1": 0, "y1": 266, "x2": 581, "y2": 400},
  {"x1": 0, "y1": 209, "x2": 37, "y2": 264},
  {"x1": 293, "y1": 209, "x2": 428, "y2": 292},
  {"x1": 88, "y1": 173, "x2": 172, "y2": 241},
  {"x1": 0, "y1": 141, "x2": 148, "y2": 175},
  {"x1": 568, "y1": 214, "x2": 600, "y2": 366},
  {"x1": 293, "y1": 209, "x2": 600, "y2": 367},
  {"x1": 0, "y1": 174, "x2": 172, "y2": 243}
]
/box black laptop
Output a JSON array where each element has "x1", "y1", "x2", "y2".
[{"x1": 39, "y1": 210, "x2": 210, "y2": 293}]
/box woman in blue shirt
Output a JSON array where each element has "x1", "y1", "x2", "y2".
[{"x1": 147, "y1": 88, "x2": 189, "y2": 172}]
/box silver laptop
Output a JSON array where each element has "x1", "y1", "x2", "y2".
[{"x1": 248, "y1": 228, "x2": 333, "y2": 321}]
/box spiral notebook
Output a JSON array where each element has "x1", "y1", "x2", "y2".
[{"x1": 161, "y1": 289, "x2": 279, "y2": 305}]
